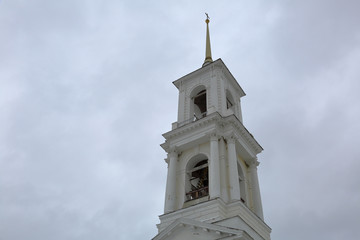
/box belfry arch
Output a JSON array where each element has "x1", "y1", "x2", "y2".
[
  {"x1": 185, "y1": 154, "x2": 209, "y2": 201},
  {"x1": 190, "y1": 85, "x2": 207, "y2": 120}
]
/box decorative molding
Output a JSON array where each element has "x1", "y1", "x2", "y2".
[
  {"x1": 157, "y1": 198, "x2": 271, "y2": 240},
  {"x1": 187, "y1": 83, "x2": 207, "y2": 98},
  {"x1": 249, "y1": 158, "x2": 260, "y2": 168},
  {"x1": 162, "y1": 112, "x2": 263, "y2": 156},
  {"x1": 182, "y1": 150, "x2": 210, "y2": 171},
  {"x1": 168, "y1": 147, "x2": 178, "y2": 159},
  {"x1": 209, "y1": 130, "x2": 220, "y2": 141},
  {"x1": 172, "y1": 59, "x2": 245, "y2": 97},
  {"x1": 154, "y1": 217, "x2": 245, "y2": 240},
  {"x1": 226, "y1": 134, "x2": 237, "y2": 144}
]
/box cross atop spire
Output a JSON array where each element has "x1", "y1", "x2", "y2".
[{"x1": 203, "y1": 13, "x2": 213, "y2": 67}]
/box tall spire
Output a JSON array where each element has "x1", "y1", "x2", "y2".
[{"x1": 203, "y1": 13, "x2": 213, "y2": 67}]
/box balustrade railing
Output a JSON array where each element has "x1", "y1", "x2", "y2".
[
  {"x1": 185, "y1": 186, "x2": 209, "y2": 201},
  {"x1": 178, "y1": 112, "x2": 207, "y2": 127}
]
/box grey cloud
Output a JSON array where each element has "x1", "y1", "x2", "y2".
[{"x1": 1, "y1": 1, "x2": 359, "y2": 240}]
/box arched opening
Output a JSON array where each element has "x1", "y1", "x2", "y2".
[
  {"x1": 238, "y1": 163, "x2": 247, "y2": 204},
  {"x1": 226, "y1": 90, "x2": 235, "y2": 109},
  {"x1": 191, "y1": 86, "x2": 207, "y2": 120},
  {"x1": 185, "y1": 154, "x2": 209, "y2": 201}
]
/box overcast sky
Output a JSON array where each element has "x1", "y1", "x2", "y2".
[{"x1": 1, "y1": 0, "x2": 360, "y2": 239}]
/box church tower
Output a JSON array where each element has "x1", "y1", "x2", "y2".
[{"x1": 153, "y1": 16, "x2": 271, "y2": 240}]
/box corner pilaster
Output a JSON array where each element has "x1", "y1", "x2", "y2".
[
  {"x1": 249, "y1": 159, "x2": 264, "y2": 220},
  {"x1": 164, "y1": 148, "x2": 178, "y2": 213}
]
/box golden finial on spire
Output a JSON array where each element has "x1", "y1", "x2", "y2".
[
  {"x1": 203, "y1": 13, "x2": 213, "y2": 67},
  {"x1": 205, "y1": 13, "x2": 210, "y2": 23}
]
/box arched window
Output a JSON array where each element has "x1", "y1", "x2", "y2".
[
  {"x1": 191, "y1": 86, "x2": 207, "y2": 120},
  {"x1": 185, "y1": 155, "x2": 209, "y2": 201},
  {"x1": 226, "y1": 90, "x2": 235, "y2": 109},
  {"x1": 238, "y1": 163, "x2": 247, "y2": 204}
]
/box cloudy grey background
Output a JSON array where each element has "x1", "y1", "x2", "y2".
[{"x1": 1, "y1": 0, "x2": 359, "y2": 239}]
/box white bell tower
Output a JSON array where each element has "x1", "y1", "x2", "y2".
[{"x1": 153, "y1": 16, "x2": 271, "y2": 240}]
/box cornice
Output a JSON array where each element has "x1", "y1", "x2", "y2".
[
  {"x1": 172, "y1": 59, "x2": 245, "y2": 98},
  {"x1": 224, "y1": 115, "x2": 263, "y2": 154},
  {"x1": 162, "y1": 112, "x2": 222, "y2": 140},
  {"x1": 154, "y1": 216, "x2": 246, "y2": 240},
  {"x1": 161, "y1": 112, "x2": 263, "y2": 156},
  {"x1": 218, "y1": 59, "x2": 246, "y2": 97},
  {"x1": 172, "y1": 59, "x2": 221, "y2": 89}
]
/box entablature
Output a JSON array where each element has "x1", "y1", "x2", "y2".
[
  {"x1": 161, "y1": 112, "x2": 263, "y2": 163},
  {"x1": 173, "y1": 59, "x2": 245, "y2": 97}
]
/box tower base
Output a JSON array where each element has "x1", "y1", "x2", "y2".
[{"x1": 155, "y1": 198, "x2": 271, "y2": 240}]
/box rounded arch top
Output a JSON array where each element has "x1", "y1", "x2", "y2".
[
  {"x1": 186, "y1": 153, "x2": 209, "y2": 170},
  {"x1": 189, "y1": 84, "x2": 207, "y2": 98}
]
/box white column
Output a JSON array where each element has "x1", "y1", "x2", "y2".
[
  {"x1": 227, "y1": 136, "x2": 241, "y2": 201},
  {"x1": 249, "y1": 159, "x2": 264, "y2": 220},
  {"x1": 209, "y1": 133, "x2": 220, "y2": 199},
  {"x1": 164, "y1": 149, "x2": 178, "y2": 213}
]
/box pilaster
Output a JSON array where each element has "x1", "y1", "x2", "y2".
[
  {"x1": 209, "y1": 132, "x2": 220, "y2": 199},
  {"x1": 219, "y1": 137, "x2": 228, "y2": 202},
  {"x1": 249, "y1": 159, "x2": 264, "y2": 220},
  {"x1": 164, "y1": 148, "x2": 178, "y2": 213}
]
